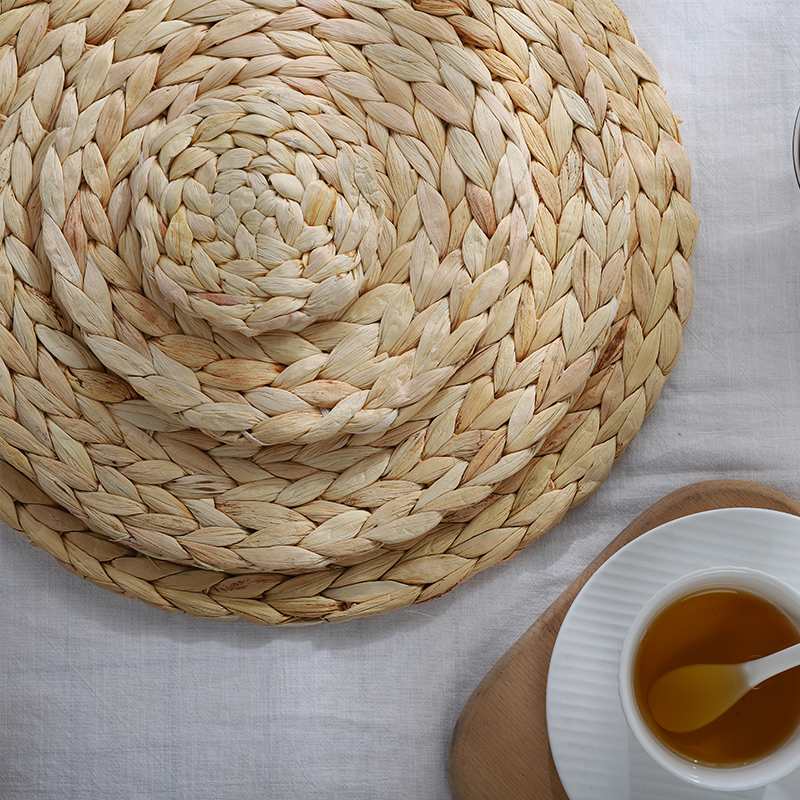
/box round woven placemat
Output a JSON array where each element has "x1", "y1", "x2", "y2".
[{"x1": 0, "y1": 0, "x2": 697, "y2": 624}]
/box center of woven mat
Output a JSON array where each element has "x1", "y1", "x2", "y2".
[{"x1": 131, "y1": 89, "x2": 385, "y2": 336}]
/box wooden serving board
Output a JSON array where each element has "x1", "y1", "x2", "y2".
[{"x1": 448, "y1": 480, "x2": 800, "y2": 800}]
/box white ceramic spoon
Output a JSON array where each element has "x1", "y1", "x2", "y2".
[{"x1": 648, "y1": 642, "x2": 800, "y2": 733}]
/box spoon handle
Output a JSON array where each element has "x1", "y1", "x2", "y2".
[{"x1": 742, "y1": 642, "x2": 800, "y2": 687}]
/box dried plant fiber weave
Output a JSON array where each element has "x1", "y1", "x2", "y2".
[{"x1": 0, "y1": 0, "x2": 697, "y2": 624}]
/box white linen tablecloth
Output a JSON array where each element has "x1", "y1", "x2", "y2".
[{"x1": 3, "y1": 1, "x2": 800, "y2": 798}]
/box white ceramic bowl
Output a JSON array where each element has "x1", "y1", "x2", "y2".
[{"x1": 618, "y1": 566, "x2": 800, "y2": 791}]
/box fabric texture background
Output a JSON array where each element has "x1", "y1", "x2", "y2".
[{"x1": 3, "y1": 1, "x2": 800, "y2": 797}]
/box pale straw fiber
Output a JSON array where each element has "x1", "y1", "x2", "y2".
[{"x1": 0, "y1": 0, "x2": 697, "y2": 624}]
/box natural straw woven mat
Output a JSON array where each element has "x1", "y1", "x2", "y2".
[{"x1": 0, "y1": 0, "x2": 697, "y2": 624}]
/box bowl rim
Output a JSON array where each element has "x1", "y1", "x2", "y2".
[{"x1": 792, "y1": 105, "x2": 800, "y2": 190}]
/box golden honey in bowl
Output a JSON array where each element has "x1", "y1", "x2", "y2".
[{"x1": 633, "y1": 586, "x2": 800, "y2": 766}]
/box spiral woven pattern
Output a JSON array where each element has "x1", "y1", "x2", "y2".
[{"x1": 0, "y1": 0, "x2": 697, "y2": 623}]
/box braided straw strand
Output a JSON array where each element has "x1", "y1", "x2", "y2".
[{"x1": 0, "y1": 0, "x2": 697, "y2": 624}]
